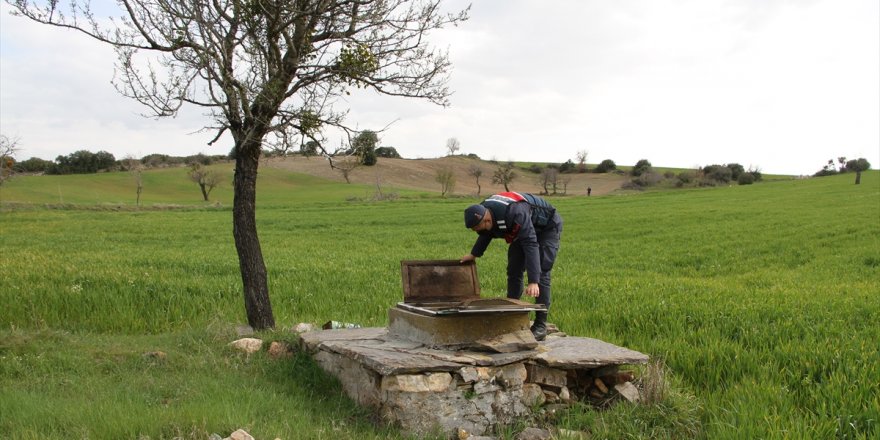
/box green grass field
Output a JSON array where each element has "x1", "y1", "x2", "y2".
[{"x1": 1, "y1": 168, "x2": 878, "y2": 439}]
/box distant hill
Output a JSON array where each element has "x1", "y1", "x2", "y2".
[
  {"x1": 263, "y1": 155, "x2": 627, "y2": 197},
  {"x1": 1, "y1": 155, "x2": 807, "y2": 207}
]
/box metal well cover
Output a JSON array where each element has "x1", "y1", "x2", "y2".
[{"x1": 400, "y1": 260, "x2": 480, "y2": 303}]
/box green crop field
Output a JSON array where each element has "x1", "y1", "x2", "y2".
[{"x1": 0, "y1": 168, "x2": 877, "y2": 439}]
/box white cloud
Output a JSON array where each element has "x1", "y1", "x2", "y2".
[{"x1": 1, "y1": 0, "x2": 877, "y2": 175}]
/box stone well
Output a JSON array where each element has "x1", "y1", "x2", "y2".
[{"x1": 298, "y1": 327, "x2": 648, "y2": 438}]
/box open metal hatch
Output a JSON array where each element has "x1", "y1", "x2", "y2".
[{"x1": 397, "y1": 260, "x2": 546, "y2": 316}]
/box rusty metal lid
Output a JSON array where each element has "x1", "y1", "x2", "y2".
[{"x1": 400, "y1": 260, "x2": 480, "y2": 303}]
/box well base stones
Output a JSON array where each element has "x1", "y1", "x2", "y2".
[{"x1": 298, "y1": 327, "x2": 648, "y2": 439}]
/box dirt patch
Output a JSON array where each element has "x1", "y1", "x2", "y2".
[{"x1": 263, "y1": 156, "x2": 626, "y2": 197}]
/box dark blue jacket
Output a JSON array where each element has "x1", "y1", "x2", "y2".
[{"x1": 469, "y1": 192, "x2": 558, "y2": 283}]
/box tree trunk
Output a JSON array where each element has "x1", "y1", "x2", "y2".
[
  {"x1": 199, "y1": 183, "x2": 209, "y2": 201},
  {"x1": 855, "y1": 171, "x2": 862, "y2": 185},
  {"x1": 232, "y1": 141, "x2": 275, "y2": 329}
]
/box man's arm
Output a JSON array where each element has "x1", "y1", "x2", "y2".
[{"x1": 469, "y1": 234, "x2": 493, "y2": 258}]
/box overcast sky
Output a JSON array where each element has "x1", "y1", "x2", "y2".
[{"x1": 1, "y1": 0, "x2": 878, "y2": 175}]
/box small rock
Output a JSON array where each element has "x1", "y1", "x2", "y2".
[
  {"x1": 542, "y1": 389, "x2": 560, "y2": 404},
  {"x1": 521, "y1": 383, "x2": 546, "y2": 406},
  {"x1": 292, "y1": 322, "x2": 315, "y2": 333},
  {"x1": 459, "y1": 367, "x2": 480, "y2": 383},
  {"x1": 225, "y1": 429, "x2": 255, "y2": 440},
  {"x1": 229, "y1": 338, "x2": 263, "y2": 354},
  {"x1": 614, "y1": 381, "x2": 641, "y2": 403},
  {"x1": 516, "y1": 427, "x2": 552, "y2": 440},
  {"x1": 267, "y1": 341, "x2": 294, "y2": 359},
  {"x1": 142, "y1": 351, "x2": 167, "y2": 361},
  {"x1": 593, "y1": 377, "x2": 609, "y2": 394},
  {"x1": 558, "y1": 386, "x2": 572, "y2": 403},
  {"x1": 208, "y1": 434, "x2": 222, "y2": 440},
  {"x1": 235, "y1": 325, "x2": 255, "y2": 336}
]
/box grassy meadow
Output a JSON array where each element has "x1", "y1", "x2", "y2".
[{"x1": 0, "y1": 167, "x2": 878, "y2": 439}]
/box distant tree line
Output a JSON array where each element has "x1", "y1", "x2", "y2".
[
  {"x1": 12, "y1": 150, "x2": 229, "y2": 175},
  {"x1": 493, "y1": 155, "x2": 766, "y2": 195}
]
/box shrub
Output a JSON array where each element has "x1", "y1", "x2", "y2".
[
  {"x1": 595, "y1": 159, "x2": 617, "y2": 173},
  {"x1": 701, "y1": 164, "x2": 732, "y2": 184},
  {"x1": 375, "y1": 146, "x2": 401, "y2": 158},
  {"x1": 677, "y1": 172, "x2": 694, "y2": 183},
  {"x1": 727, "y1": 163, "x2": 745, "y2": 180},
  {"x1": 737, "y1": 172, "x2": 756, "y2": 185},
  {"x1": 629, "y1": 171, "x2": 662, "y2": 188},
  {"x1": 559, "y1": 159, "x2": 576, "y2": 173},
  {"x1": 632, "y1": 159, "x2": 652, "y2": 177}
]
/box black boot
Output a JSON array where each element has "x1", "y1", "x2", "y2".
[{"x1": 530, "y1": 311, "x2": 548, "y2": 342}]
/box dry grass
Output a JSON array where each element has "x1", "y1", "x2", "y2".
[{"x1": 637, "y1": 358, "x2": 670, "y2": 405}]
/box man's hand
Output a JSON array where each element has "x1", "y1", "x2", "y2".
[
  {"x1": 525, "y1": 283, "x2": 540, "y2": 297},
  {"x1": 460, "y1": 254, "x2": 476, "y2": 263}
]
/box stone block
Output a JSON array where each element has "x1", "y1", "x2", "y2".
[
  {"x1": 381, "y1": 372, "x2": 453, "y2": 393},
  {"x1": 535, "y1": 337, "x2": 648, "y2": 368},
  {"x1": 313, "y1": 350, "x2": 381, "y2": 408},
  {"x1": 525, "y1": 363, "x2": 567, "y2": 388},
  {"x1": 521, "y1": 383, "x2": 545, "y2": 406},
  {"x1": 458, "y1": 367, "x2": 480, "y2": 383},
  {"x1": 498, "y1": 363, "x2": 528, "y2": 388}
]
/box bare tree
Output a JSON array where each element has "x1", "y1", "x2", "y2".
[
  {"x1": 435, "y1": 167, "x2": 456, "y2": 197},
  {"x1": 0, "y1": 134, "x2": 19, "y2": 189},
  {"x1": 468, "y1": 164, "x2": 483, "y2": 196},
  {"x1": 576, "y1": 150, "x2": 588, "y2": 173},
  {"x1": 122, "y1": 155, "x2": 144, "y2": 206},
  {"x1": 188, "y1": 163, "x2": 222, "y2": 201},
  {"x1": 492, "y1": 161, "x2": 516, "y2": 192},
  {"x1": 446, "y1": 138, "x2": 461, "y2": 156},
  {"x1": 538, "y1": 167, "x2": 559, "y2": 195},
  {"x1": 9, "y1": 1, "x2": 468, "y2": 329},
  {"x1": 560, "y1": 175, "x2": 571, "y2": 195},
  {"x1": 335, "y1": 156, "x2": 361, "y2": 184}
]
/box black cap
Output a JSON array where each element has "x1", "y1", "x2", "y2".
[{"x1": 464, "y1": 204, "x2": 487, "y2": 228}]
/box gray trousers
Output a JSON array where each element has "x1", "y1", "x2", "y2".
[{"x1": 505, "y1": 213, "x2": 562, "y2": 323}]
